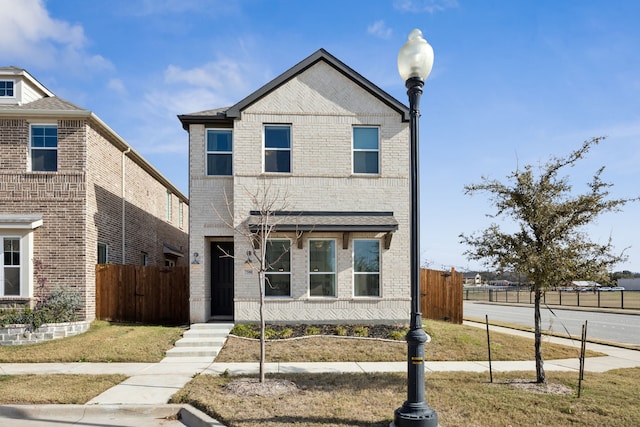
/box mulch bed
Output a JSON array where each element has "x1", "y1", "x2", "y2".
[{"x1": 233, "y1": 323, "x2": 409, "y2": 340}]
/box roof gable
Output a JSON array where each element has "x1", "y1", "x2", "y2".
[{"x1": 227, "y1": 49, "x2": 408, "y2": 120}]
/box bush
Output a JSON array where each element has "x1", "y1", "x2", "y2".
[
  {"x1": 333, "y1": 325, "x2": 348, "y2": 336},
  {"x1": 354, "y1": 326, "x2": 369, "y2": 337},
  {"x1": 231, "y1": 324, "x2": 259, "y2": 339},
  {"x1": 304, "y1": 326, "x2": 321, "y2": 335},
  {"x1": 0, "y1": 288, "x2": 82, "y2": 329}
]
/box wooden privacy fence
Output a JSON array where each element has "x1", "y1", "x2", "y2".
[
  {"x1": 421, "y1": 268, "x2": 463, "y2": 324},
  {"x1": 96, "y1": 264, "x2": 189, "y2": 325}
]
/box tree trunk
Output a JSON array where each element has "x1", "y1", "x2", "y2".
[
  {"x1": 259, "y1": 271, "x2": 266, "y2": 383},
  {"x1": 534, "y1": 287, "x2": 545, "y2": 383}
]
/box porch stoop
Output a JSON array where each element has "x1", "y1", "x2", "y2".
[{"x1": 164, "y1": 323, "x2": 234, "y2": 359}]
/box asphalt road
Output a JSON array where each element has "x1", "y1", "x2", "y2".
[{"x1": 463, "y1": 301, "x2": 640, "y2": 346}]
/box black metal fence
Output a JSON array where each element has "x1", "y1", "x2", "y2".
[{"x1": 464, "y1": 286, "x2": 640, "y2": 310}]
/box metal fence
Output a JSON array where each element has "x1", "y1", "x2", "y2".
[{"x1": 463, "y1": 286, "x2": 640, "y2": 310}]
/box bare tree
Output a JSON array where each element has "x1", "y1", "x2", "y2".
[
  {"x1": 460, "y1": 137, "x2": 638, "y2": 383},
  {"x1": 215, "y1": 181, "x2": 300, "y2": 383}
]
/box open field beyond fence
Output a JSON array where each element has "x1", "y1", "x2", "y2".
[{"x1": 463, "y1": 287, "x2": 640, "y2": 310}]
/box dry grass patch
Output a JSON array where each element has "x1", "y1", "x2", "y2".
[
  {"x1": 172, "y1": 368, "x2": 640, "y2": 426},
  {"x1": 216, "y1": 320, "x2": 602, "y2": 362},
  {"x1": 0, "y1": 321, "x2": 185, "y2": 363},
  {"x1": 0, "y1": 374, "x2": 126, "y2": 404}
]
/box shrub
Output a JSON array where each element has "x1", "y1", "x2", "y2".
[
  {"x1": 333, "y1": 325, "x2": 348, "y2": 336},
  {"x1": 354, "y1": 326, "x2": 369, "y2": 337},
  {"x1": 279, "y1": 327, "x2": 294, "y2": 339},
  {"x1": 231, "y1": 324, "x2": 259, "y2": 339},
  {"x1": 0, "y1": 288, "x2": 81, "y2": 329},
  {"x1": 304, "y1": 326, "x2": 321, "y2": 335},
  {"x1": 387, "y1": 329, "x2": 408, "y2": 341}
]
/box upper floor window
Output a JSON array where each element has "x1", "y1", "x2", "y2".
[
  {"x1": 30, "y1": 124, "x2": 58, "y2": 172},
  {"x1": 178, "y1": 200, "x2": 184, "y2": 228},
  {"x1": 264, "y1": 125, "x2": 291, "y2": 173},
  {"x1": 353, "y1": 126, "x2": 379, "y2": 174},
  {"x1": 166, "y1": 191, "x2": 172, "y2": 222},
  {"x1": 265, "y1": 239, "x2": 291, "y2": 297},
  {"x1": 353, "y1": 239, "x2": 381, "y2": 297},
  {"x1": 0, "y1": 81, "x2": 14, "y2": 97},
  {"x1": 309, "y1": 239, "x2": 336, "y2": 297},
  {"x1": 206, "y1": 129, "x2": 232, "y2": 176},
  {"x1": 1, "y1": 237, "x2": 21, "y2": 296}
]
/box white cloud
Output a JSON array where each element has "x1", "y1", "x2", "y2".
[
  {"x1": 0, "y1": 0, "x2": 112, "y2": 71},
  {"x1": 394, "y1": 0, "x2": 459, "y2": 14},
  {"x1": 367, "y1": 20, "x2": 393, "y2": 39},
  {"x1": 107, "y1": 78, "x2": 128, "y2": 96}
]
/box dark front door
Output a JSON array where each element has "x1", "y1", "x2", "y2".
[{"x1": 211, "y1": 242, "x2": 234, "y2": 317}]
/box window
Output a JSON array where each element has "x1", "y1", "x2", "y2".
[
  {"x1": 140, "y1": 252, "x2": 149, "y2": 266},
  {"x1": 166, "y1": 191, "x2": 172, "y2": 222},
  {"x1": 353, "y1": 127, "x2": 379, "y2": 174},
  {"x1": 206, "y1": 129, "x2": 232, "y2": 175},
  {"x1": 309, "y1": 239, "x2": 336, "y2": 297},
  {"x1": 178, "y1": 201, "x2": 184, "y2": 228},
  {"x1": 264, "y1": 125, "x2": 291, "y2": 173},
  {"x1": 97, "y1": 243, "x2": 108, "y2": 264},
  {"x1": 31, "y1": 124, "x2": 58, "y2": 172},
  {"x1": 265, "y1": 239, "x2": 291, "y2": 297},
  {"x1": 0, "y1": 81, "x2": 14, "y2": 97},
  {"x1": 1, "y1": 238, "x2": 21, "y2": 296},
  {"x1": 165, "y1": 259, "x2": 176, "y2": 267},
  {"x1": 353, "y1": 239, "x2": 380, "y2": 297}
]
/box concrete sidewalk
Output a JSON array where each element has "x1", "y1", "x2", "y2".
[{"x1": 1, "y1": 322, "x2": 639, "y2": 426}]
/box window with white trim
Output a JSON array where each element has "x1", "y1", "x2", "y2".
[
  {"x1": 206, "y1": 129, "x2": 232, "y2": 175},
  {"x1": 264, "y1": 125, "x2": 291, "y2": 173},
  {"x1": 30, "y1": 124, "x2": 58, "y2": 172},
  {"x1": 353, "y1": 126, "x2": 379, "y2": 174},
  {"x1": 178, "y1": 200, "x2": 184, "y2": 228},
  {"x1": 166, "y1": 191, "x2": 172, "y2": 222},
  {"x1": 0, "y1": 80, "x2": 14, "y2": 97},
  {"x1": 1, "y1": 237, "x2": 21, "y2": 296},
  {"x1": 265, "y1": 239, "x2": 291, "y2": 297},
  {"x1": 309, "y1": 239, "x2": 336, "y2": 297},
  {"x1": 353, "y1": 239, "x2": 380, "y2": 297}
]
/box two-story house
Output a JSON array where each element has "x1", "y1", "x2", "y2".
[
  {"x1": 179, "y1": 49, "x2": 412, "y2": 324},
  {"x1": 0, "y1": 66, "x2": 189, "y2": 320}
]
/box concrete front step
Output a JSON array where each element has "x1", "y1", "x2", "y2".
[{"x1": 164, "y1": 323, "x2": 234, "y2": 359}]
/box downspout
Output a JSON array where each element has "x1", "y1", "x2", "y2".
[{"x1": 121, "y1": 147, "x2": 131, "y2": 264}]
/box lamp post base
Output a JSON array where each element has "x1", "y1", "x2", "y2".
[{"x1": 392, "y1": 404, "x2": 438, "y2": 427}]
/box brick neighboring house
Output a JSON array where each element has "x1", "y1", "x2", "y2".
[
  {"x1": 179, "y1": 49, "x2": 412, "y2": 324},
  {"x1": 0, "y1": 66, "x2": 189, "y2": 320}
]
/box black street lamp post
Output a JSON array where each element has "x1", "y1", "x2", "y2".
[{"x1": 392, "y1": 29, "x2": 438, "y2": 427}]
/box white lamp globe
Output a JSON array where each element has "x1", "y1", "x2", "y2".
[{"x1": 398, "y1": 29, "x2": 434, "y2": 82}]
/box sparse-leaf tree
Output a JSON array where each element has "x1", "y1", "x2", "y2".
[
  {"x1": 216, "y1": 181, "x2": 299, "y2": 383},
  {"x1": 460, "y1": 137, "x2": 638, "y2": 383}
]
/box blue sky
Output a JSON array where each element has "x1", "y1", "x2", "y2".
[{"x1": 3, "y1": 0, "x2": 640, "y2": 273}]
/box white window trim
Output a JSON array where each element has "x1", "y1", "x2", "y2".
[
  {"x1": 352, "y1": 239, "x2": 382, "y2": 298},
  {"x1": 0, "y1": 79, "x2": 16, "y2": 98},
  {"x1": 264, "y1": 238, "x2": 292, "y2": 298},
  {"x1": 97, "y1": 242, "x2": 109, "y2": 264},
  {"x1": 0, "y1": 236, "x2": 22, "y2": 297},
  {"x1": 263, "y1": 124, "x2": 292, "y2": 174},
  {"x1": 0, "y1": 215, "x2": 41, "y2": 299},
  {"x1": 206, "y1": 128, "x2": 233, "y2": 176},
  {"x1": 29, "y1": 123, "x2": 58, "y2": 172},
  {"x1": 166, "y1": 191, "x2": 172, "y2": 222},
  {"x1": 308, "y1": 238, "x2": 337, "y2": 298},
  {"x1": 352, "y1": 126, "x2": 380, "y2": 175}
]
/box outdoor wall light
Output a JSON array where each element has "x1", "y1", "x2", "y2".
[{"x1": 392, "y1": 28, "x2": 438, "y2": 427}]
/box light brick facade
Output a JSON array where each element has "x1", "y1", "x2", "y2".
[
  {"x1": 181, "y1": 50, "x2": 411, "y2": 324},
  {"x1": 0, "y1": 67, "x2": 188, "y2": 320}
]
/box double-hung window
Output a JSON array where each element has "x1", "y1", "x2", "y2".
[
  {"x1": 309, "y1": 239, "x2": 336, "y2": 297},
  {"x1": 353, "y1": 239, "x2": 381, "y2": 297},
  {"x1": 265, "y1": 239, "x2": 291, "y2": 297},
  {"x1": 0, "y1": 80, "x2": 14, "y2": 97},
  {"x1": 1, "y1": 237, "x2": 21, "y2": 296},
  {"x1": 353, "y1": 126, "x2": 379, "y2": 174},
  {"x1": 206, "y1": 129, "x2": 232, "y2": 176},
  {"x1": 31, "y1": 124, "x2": 58, "y2": 172},
  {"x1": 264, "y1": 125, "x2": 291, "y2": 173},
  {"x1": 97, "y1": 243, "x2": 108, "y2": 264}
]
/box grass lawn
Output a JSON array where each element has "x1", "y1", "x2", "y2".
[
  {"x1": 216, "y1": 320, "x2": 603, "y2": 362},
  {"x1": 172, "y1": 368, "x2": 640, "y2": 427},
  {"x1": 0, "y1": 320, "x2": 185, "y2": 363}
]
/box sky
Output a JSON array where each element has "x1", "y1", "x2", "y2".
[{"x1": 3, "y1": 0, "x2": 640, "y2": 273}]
